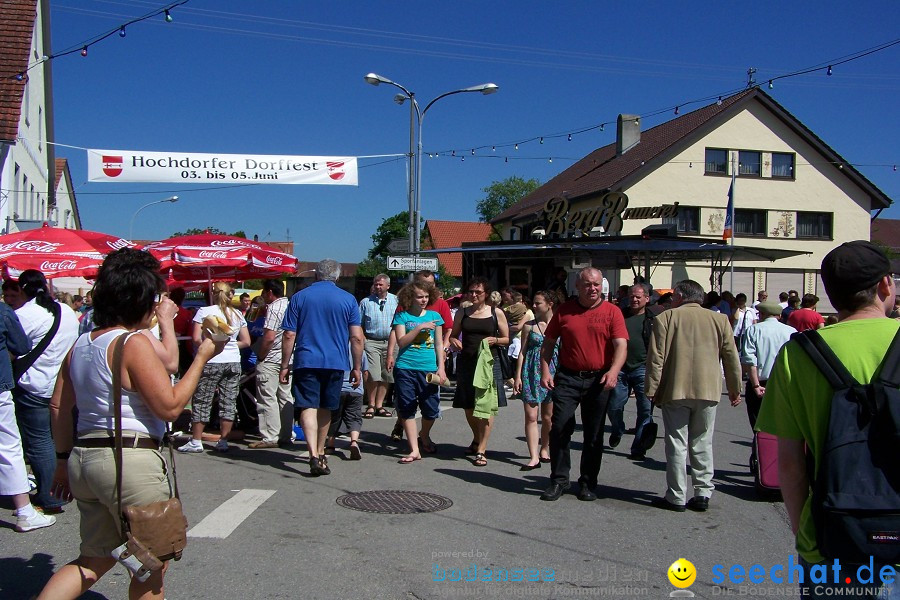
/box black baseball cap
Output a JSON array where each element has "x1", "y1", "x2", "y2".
[{"x1": 821, "y1": 240, "x2": 891, "y2": 299}]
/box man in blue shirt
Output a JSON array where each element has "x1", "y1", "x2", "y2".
[
  {"x1": 358, "y1": 274, "x2": 398, "y2": 419},
  {"x1": 280, "y1": 259, "x2": 363, "y2": 476}
]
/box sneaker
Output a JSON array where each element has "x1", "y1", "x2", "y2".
[
  {"x1": 177, "y1": 440, "x2": 204, "y2": 453},
  {"x1": 27, "y1": 474, "x2": 36, "y2": 493},
  {"x1": 214, "y1": 439, "x2": 229, "y2": 453},
  {"x1": 16, "y1": 510, "x2": 56, "y2": 532}
]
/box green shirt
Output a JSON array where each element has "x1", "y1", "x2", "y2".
[
  {"x1": 623, "y1": 312, "x2": 648, "y2": 371},
  {"x1": 757, "y1": 318, "x2": 900, "y2": 563}
]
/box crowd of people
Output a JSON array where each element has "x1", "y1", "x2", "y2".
[{"x1": 0, "y1": 242, "x2": 897, "y2": 598}]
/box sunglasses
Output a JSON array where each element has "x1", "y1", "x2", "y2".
[
  {"x1": 378, "y1": 299, "x2": 386, "y2": 311},
  {"x1": 467, "y1": 290, "x2": 485, "y2": 296}
]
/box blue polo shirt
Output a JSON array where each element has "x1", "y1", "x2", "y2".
[{"x1": 281, "y1": 281, "x2": 361, "y2": 370}]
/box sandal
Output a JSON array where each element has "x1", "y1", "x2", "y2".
[
  {"x1": 465, "y1": 441, "x2": 479, "y2": 456},
  {"x1": 473, "y1": 453, "x2": 488, "y2": 467},
  {"x1": 363, "y1": 406, "x2": 376, "y2": 419},
  {"x1": 374, "y1": 407, "x2": 393, "y2": 418},
  {"x1": 349, "y1": 441, "x2": 362, "y2": 460},
  {"x1": 419, "y1": 437, "x2": 437, "y2": 454},
  {"x1": 390, "y1": 423, "x2": 404, "y2": 441}
]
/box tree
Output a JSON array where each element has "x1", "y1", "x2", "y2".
[
  {"x1": 476, "y1": 175, "x2": 541, "y2": 223},
  {"x1": 170, "y1": 227, "x2": 246, "y2": 238},
  {"x1": 368, "y1": 211, "x2": 422, "y2": 260}
]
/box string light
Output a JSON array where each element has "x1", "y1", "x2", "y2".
[
  {"x1": 491, "y1": 146, "x2": 495, "y2": 152},
  {"x1": 164, "y1": 9, "x2": 173, "y2": 22},
  {"x1": 471, "y1": 149, "x2": 475, "y2": 155},
  {"x1": 599, "y1": 124, "x2": 604, "y2": 132},
  {"x1": 80, "y1": 46, "x2": 87, "y2": 57},
  {"x1": 827, "y1": 65, "x2": 833, "y2": 76},
  {"x1": 505, "y1": 157, "x2": 508, "y2": 163},
  {"x1": 768, "y1": 80, "x2": 774, "y2": 89},
  {"x1": 567, "y1": 134, "x2": 572, "y2": 141},
  {"x1": 674, "y1": 106, "x2": 679, "y2": 115},
  {"x1": 539, "y1": 137, "x2": 544, "y2": 144},
  {"x1": 119, "y1": 27, "x2": 126, "y2": 38},
  {"x1": 717, "y1": 96, "x2": 723, "y2": 106},
  {"x1": 548, "y1": 158, "x2": 552, "y2": 163},
  {"x1": 514, "y1": 144, "x2": 518, "y2": 150},
  {"x1": 15, "y1": 73, "x2": 24, "y2": 81},
  {"x1": 451, "y1": 150, "x2": 455, "y2": 157}
]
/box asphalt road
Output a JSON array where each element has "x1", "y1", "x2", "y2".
[{"x1": 1, "y1": 388, "x2": 798, "y2": 599}]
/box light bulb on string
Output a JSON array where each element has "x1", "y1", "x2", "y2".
[
  {"x1": 164, "y1": 9, "x2": 173, "y2": 22},
  {"x1": 514, "y1": 144, "x2": 518, "y2": 151},
  {"x1": 768, "y1": 80, "x2": 774, "y2": 89},
  {"x1": 689, "y1": 162, "x2": 693, "y2": 168},
  {"x1": 451, "y1": 150, "x2": 455, "y2": 157},
  {"x1": 505, "y1": 157, "x2": 508, "y2": 163},
  {"x1": 80, "y1": 46, "x2": 87, "y2": 57},
  {"x1": 539, "y1": 137, "x2": 544, "y2": 144},
  {"x1": 893, "y1": 165, "x2": 897, "y2": 172},
  {"x1": 15, "y1": 73, "x2": 24, "y2": 81},
  {"x1": 674, "y1": 106, "x2": 679, "y2": 115},
  {"x1": 119, "y1": 27, "x2": 126, "y2": 37},
  {"x1": 549, "y1": 158, "x2": 552, "y2": 163},
  {"x1": 599, "y1": 124, "x2": 604, "y2": 132},
  {"x1": 491, "y1": 146, "x2": 495, "y2": 152},
  {"x1": 716, "y1": 96, "x2": 723, "y2": 106},
  {"x1": 567, "y1": 134, "x2": 572, "y2": 141},
  {"x1": 827, "y1": 65, "x2": 833, "y2": 76},
  {"x1": 461, "y1": 156, "x2": 465, "y2": 162},
  {"x1": 471, "y1": 149, "x2": 475, "y2": 156}
]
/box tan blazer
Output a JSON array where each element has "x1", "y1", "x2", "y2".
[{"x1": 645, "y1": 302, "x2": 742, "y2": 403}]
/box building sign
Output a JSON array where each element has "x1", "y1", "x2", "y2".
[
  {"x1": 541, "y1": 192, "x2": 678, "y2": 236},
  {"x1": 87, "y1": 149, "x2": 358, "y2": 185},
  {"x1": 387, "y1": 256, "x2": 438, "y2": 271}
]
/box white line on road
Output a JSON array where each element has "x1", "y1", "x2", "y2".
[{"x1": 187, "y1": 489, "x2": 275, "y2": 539}]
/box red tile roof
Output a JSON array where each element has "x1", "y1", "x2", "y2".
[
  {"x1": 53, "y1": 157, "x2": 66, "y2": 189},
  {"x1": 495, "y1": 88, "x2": 891, "y2": 223},
  {"x1": 425, "y1": 220, "x2": 493, "y2": 277},
  {"x1": 871, "y1": 219, "x2": 900, "y2": 251},
  {"x1": 0, "y1": 0, "x2": 37, "y2": 142}
]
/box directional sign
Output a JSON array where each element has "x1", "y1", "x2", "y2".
[
  {"x1": 387, "y1": 256, "x2": 439, "y2": 271},
  {"x1": 386, "y1": 238, "x2": 409, "y2": 253}
]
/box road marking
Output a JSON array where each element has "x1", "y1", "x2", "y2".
[{"x1": 187, "y1": 489, "x2": 275, "y2": 539}]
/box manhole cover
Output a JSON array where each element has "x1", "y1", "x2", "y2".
[{"x1": 336, "y1": 490, "x2": 453, "y2": 514}]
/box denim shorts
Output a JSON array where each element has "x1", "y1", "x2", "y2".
[
  {"x1": 291, "y1": 368, "x2": 343, "y2": 411},
  {"x1": 393, "y1": 368, "x2": 440, "y2": 420}
]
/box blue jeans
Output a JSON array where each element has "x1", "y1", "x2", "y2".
[
  {"x1": 13, "y1": 389, "x2": 63, "y2": 510},
  {"x1": 606, "y1": 365, "x2": 650, "y2": 454}
]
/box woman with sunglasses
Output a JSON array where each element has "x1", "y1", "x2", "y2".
[{"x1": 449, "y1": 277, "x2": 509, "y2": 467}]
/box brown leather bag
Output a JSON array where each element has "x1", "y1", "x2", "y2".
[{"x1": 111, "y1": 333, "x2": 188, "y2": 569}]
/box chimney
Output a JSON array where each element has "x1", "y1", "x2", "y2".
[{"x1": 616, "y1": 114, "x2": 640, "y2": 156}]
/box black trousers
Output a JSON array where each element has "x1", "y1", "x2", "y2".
[
  {"x1": 744, "y1": 379, "x2": 765, "y2": 431},
  {"x1": 549, "y1": 369, "x2": 612, "y2": 489}
]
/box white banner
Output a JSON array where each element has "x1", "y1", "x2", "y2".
[{"x1": 87, "y1": 149, "x2": 358, "y2": 185}]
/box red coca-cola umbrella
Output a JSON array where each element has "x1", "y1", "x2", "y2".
[
  {"x1": 0, "y1": 224, "x2": 138, "y2": 279},
  {"x1": 144, "y1": 234, "x2": 298, "y2": 283}
]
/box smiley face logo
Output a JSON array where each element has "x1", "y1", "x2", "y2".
[{"x1": 667, "y1": 559, "x2": 696, "y2": 588}]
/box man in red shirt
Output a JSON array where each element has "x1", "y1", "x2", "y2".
[
  {"x1": 539, "y1": 267, "x2": 628, "y2": 502},
  {"x1": 786, "y1": 293, "x2": 825, "y2": 331}
]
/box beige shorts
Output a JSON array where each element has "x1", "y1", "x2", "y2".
[
  {"x1": 68, "y1": 446, "x2": 171, "y2": 557},
  {"x1": 364, "y1": 338, "x2": 394, "y2": 383}
]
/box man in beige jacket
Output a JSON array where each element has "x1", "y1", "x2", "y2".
[{"x1": 645, "y1": 279, "x2": 742, "y2": 512}]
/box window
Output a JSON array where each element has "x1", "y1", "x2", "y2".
[
  {"x1": 663, "y1": 206, "x2": 699, "y2": 234},
  {"x1": 772, "y1": 152, "x2": 794, "y2": 179},
  {"x1": 738, "y1": 151, "x2": 761, "y2": 177},
  {"x1": 705, "y1": 148, "x2": 728, "y2": 174},
  {"x1": 797, "y1": 212, "x2": 832, "y2": 239},
  {"x1": 735, "y1": 209, "x2": 766, "y2": 236}
]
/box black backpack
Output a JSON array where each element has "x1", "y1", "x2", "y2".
[{"x1": 794, "y1": 328, "x2": 900, "y2": 563}]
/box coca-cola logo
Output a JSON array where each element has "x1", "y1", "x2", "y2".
[
  {"x1": 198, "y1": 251, "x2": 228, "y2": 259},
  {"x1": 210, "y1": 240, "x2": 243, "y2": 247},
  {"x1": 265, "y1": 255, "x2": 283, "y2": 265},
  {"x1": 105, "y1": 238, "x2": 133, "y2": 250},
  {"x1": 40, "y1": 259, "x2": 78, "y2": 271},
  {"x1": 0, "y1": 241, "x2": 61, "y2": 253}
]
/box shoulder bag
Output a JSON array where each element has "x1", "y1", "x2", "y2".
[
  {"x1": 490, "y1": 308, "x2": 513, "y2": 380},
  {"x1": 12, "y1": 301, "x2": 61, "y2": 383},
  {"x1": 109, "y1": 333, "x2": 188, "y2": 580}
]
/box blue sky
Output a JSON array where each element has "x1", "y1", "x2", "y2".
[{"x1": 47, "y1": 0, "x2": 899, "y2": 263}]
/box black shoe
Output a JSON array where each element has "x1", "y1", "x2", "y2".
[
  {"x1": 309, "y1": 457, "x2": 328, "y2": 476},
  {"x1": 540, "y1": 482, "x2": 570, "y2": 501},
  {"x1": 629, "y1": 450, "x2": 646, "y2": 460},
  {"x1": 390, "y1": 424, "x2": 403, "y2": 442},
  {"x1": 686, "y1": 496, "x2": 709, "y2": 512},
  {"x1": 609, "y1": 434, "x2": 622, "y2": 449},
  {"x1": 577, "y1": 485, "x2": 597, "y2": 502},
  {"x1": 651, "y1": 496, "x2": 686, "y2": 512}
]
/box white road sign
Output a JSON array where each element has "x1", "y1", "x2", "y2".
[
  {"x1": 387, "y1": 256, "x2": 439, "y2": 271},
  {"x1": 386, "y1": 238, "x2": 409, "y2": 253}
]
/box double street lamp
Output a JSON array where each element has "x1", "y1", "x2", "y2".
[
  {"x1": 365, "y1": 73, "x2": 499, "y2": 255},
  {"x1": 129, "y1": 195, "x2": 179, "y2": 240}
]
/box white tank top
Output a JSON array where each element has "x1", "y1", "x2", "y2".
[{"x1": 69, "y1": 329, "x2": 165, "y2": 440}]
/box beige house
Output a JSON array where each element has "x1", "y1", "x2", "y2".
[{"x1": 491, "y1": 88, "x2": 892, "y2": 314}]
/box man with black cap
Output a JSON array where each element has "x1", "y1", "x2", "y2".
[{"x1": 757, "y1": 240, "x2": 898, "y2": 596}]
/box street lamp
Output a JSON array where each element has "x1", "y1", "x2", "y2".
[
  {"x1": 365, "y1": 73, "x2": 498, "y2": 255},
  {"x1": 129, "y1": 195, "x2": 179, "y2": 240}
]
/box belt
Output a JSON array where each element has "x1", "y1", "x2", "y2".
[
  {"x1": 558, "y1": 365, "x2": 606, "y2": 378},
  {"x1": 365, "y1": 336, "x2": 389, "y2": 342},
  {"x1": 75, "y1": 436, "x2": 161, "y2": 450}
]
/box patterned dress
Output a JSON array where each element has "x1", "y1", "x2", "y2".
[{"x1": 522, "y1": 323, "x2": 558, "y2": 404}]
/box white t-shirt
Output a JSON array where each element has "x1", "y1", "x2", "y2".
[
  {"x1": 16, "y1": 299, "x2": 80, "y2": 397},
  {"x1": 193, "y1": 305, "x2": 246, "y2": 364}
]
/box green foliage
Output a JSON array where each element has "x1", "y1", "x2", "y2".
[
  {"x1": 368, "y1": 211, "x2": 421, "y2": 260},
  {"x1": 476, "y1": 175, "x2": 541, "y2": 223},
  {"x1": 170, "y1": 227, "x2": 246, "y2": 238},
  {"x1": 357, "y1": 257, "x2": 387, "y2": 278}
]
